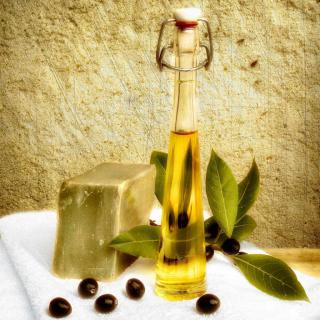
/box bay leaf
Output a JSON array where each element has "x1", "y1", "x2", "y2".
[
  {"x1": 205, "y1": 215, "x2": 256, "y2": 244},
  {"x1": 232, "y1": 215, "x2": 257, "y2": 241},
  {"x1": 233, "y1": 254, "x2": 309, "y2": 301},
  {"x1": 150, "y1": 151, "x2": 168, "y2": 204},
  {"x1": 109, "y1": 225, "x2": 160, "y2": 259},
  {"x1": 237, "y1": 159, "x2": 260, "y2": 222},
  {"x1": 206, "y1": 150, "x2": 238, "y2": 237}
]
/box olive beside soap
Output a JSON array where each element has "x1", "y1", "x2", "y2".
[
  {"x1": 49, "y1": 298, "x2": 72, "y2": 318},
  {"x1": 126, "y1": 278, "x2": 145, "y2": 299},
  {"x1": 95, "y1": 294, "x2": 118, "y2": 313},
  {"x1": 48, "y1": 277, "x2": 221, "y2": 317},
  {"x1": 78, "y1": 278, "x2": 98, "y2": 298}
]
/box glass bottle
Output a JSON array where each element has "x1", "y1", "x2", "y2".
[{"x1": 155, "y1": 8, "x2": 212, "y2": 301}]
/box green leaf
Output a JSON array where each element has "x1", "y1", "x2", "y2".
[
  {"x1": 237, "y1": 159, "x2": 260, "y2": 222},
  {"x1": 232, "y1": 215, "x2": 257, "y2": 241},
  {"x1": 206, "y1": 150, "x2": 238, "y2": 237},
  {"x1": 150, "y1": 151, "x2": 167, "y2": 204},
  {"x1": 109, "y1": 225, "x2": 161, "y2": 259},
  {"x1": 233, "y1": 254, "x2": 309, "y2": 301},
  {"x1": 205, "y1": 215, "x2": 257, "y2": 244}
]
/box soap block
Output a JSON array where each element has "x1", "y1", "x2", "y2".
[{"x1": 52, "y1": 163, "x2": 155, "y2": 280}]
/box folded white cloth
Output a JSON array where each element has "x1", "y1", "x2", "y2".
[{"x1": 0, "y1": 210, "x2": 319, "y2": 320}]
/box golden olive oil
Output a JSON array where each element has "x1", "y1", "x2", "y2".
[
  {"x1": 155, "y1": 7, "x2": 212, "y2": 300},
  {"x1": 155, "y1": 130, "x2": 206, "y2": 300}
]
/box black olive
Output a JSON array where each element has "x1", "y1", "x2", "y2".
[
  {"x1": 177, "y1": 211, "x2": 189, "y2": 228},
  {"x1": 163, "y1": 255, "x2": 188, "y2": 265},
  {"x1": 78, "y1": 278, "x2": 98, "y2": 298},
  {"x1": 168, "y1": 210, "x2": 175, "y2": 231},
  {"x1": 95, "y1": 294, "x2": 118, "y2": 313},
  {"x1": 48, "y1": 297, "x2": 72, "y2": 318},
  {"x1": 205, "y1": 245, "x2": 214, "y2": 261},
  {"x1": 126, "y1": 278, "x2": 145, "y2": 299},
  {"x1": 207, "y1": 222, "x2": 220, "y2": 239},
  {"x1": 196, "y1": 293, "x2": 220, "y2": 314},
  {"x1": 221, "y1": 238, "x2": 240, "y2": 255},
  {"x1": 163, "y1": 255, "x2": 177, "y2": 264}
]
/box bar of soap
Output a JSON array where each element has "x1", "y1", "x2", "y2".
[{"x1": 52, "y1": 163, "x2": 155, "y2": 280}]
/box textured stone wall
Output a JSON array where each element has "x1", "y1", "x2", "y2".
[{"x1": 0, "y1": 0, "x2": 319, "y2": 247}]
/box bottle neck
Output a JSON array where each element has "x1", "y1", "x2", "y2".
[{"x1": 171, "y1": 26, "x2": 199, "y2": 133}]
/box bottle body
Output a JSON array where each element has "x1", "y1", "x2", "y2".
[
  {"x1": 155, "y1": 19, "x2": 206, "y2": 300},
  {"x1": 155, "y1": 130, "x2": 206, "y2": 300}
]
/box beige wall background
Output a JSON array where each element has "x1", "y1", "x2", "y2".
[{"x1": 0, "y1": 0, "x2": 319, "y2": 247}]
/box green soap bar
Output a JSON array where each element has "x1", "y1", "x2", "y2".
[{"x1": 52, "y1": 163, "x2": 155, "y2": 280}]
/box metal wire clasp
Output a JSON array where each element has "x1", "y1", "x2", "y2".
[{"x1": 156, "y1": 18, "x2": 213, "y2": 72}]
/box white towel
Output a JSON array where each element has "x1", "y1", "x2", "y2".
[{"x1": 0, "y1": 210, "x2": 319, "y2": 320}]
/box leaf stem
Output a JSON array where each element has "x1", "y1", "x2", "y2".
[{"x1": 209, "y1": 244, "x2": 223, "y2": 252}]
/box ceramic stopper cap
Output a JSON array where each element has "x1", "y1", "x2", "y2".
[{"x1": 173, "y1": 7, "x2": 202, "y2": 23}]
